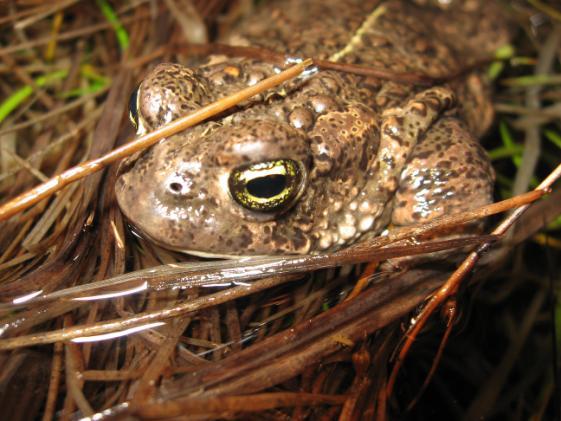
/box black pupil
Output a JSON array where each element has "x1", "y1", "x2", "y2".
[
  {"x1": 129, "y1": 87, "x2": 139, "y2": 127},
  {"x1": 246, "y1": 175, "x2": 287, "y2": 198}
]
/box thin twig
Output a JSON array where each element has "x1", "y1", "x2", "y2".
[
  {"x1": 406, "y1": 298, "x2": 457, "y2": 411},
  {"x1": 132, "y1": 392, "x2": 346, "y2": 418},
  {"x1": 175, "y1": 42, "x2": 499, "y2": 85},
  {"x1": 63, "y1": 316, "x2": 94, "y2": 416},
  {"x1": 0, "y1": 275, "x2": 300, "y2": 350},
  {"x1": 41, "y1": 341, "x2": 64, "y2": 421}
]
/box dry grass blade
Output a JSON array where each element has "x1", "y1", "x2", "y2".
[
  {"x1": 0, "y1": 236, "x2": 497, "y2": 350},
  {"x1": 0, "y1": 13, "x2": 150, "y2": 56},
  {"x1": 132, "y1": 392, "x2": 347, "y2": 418}
]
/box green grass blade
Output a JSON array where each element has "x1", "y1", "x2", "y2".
[
  {"x1": 544, "y1": 129, "x2": 561, "y2": 150},
  {"x1": 488, "y1": 145, "x2": 524, "y2": 161},
  {"x1": 0, "y1": 70, "x2": 68, "y2": 125},
  {"x1": 96, "y1": 0, "x2": 129, "y2": 52},
  {"x1": 502, "y1": 74, "x2": 561, "y2": 87},
  {"x1": 58, "y1": 81, "x2": 106, "y2": 99},
  {"x1": 498, "y1": 120, "x2": 522, "y2": 167},
  {"x1": 489, "y1": 45, "x2": 514, "y2": 80}
]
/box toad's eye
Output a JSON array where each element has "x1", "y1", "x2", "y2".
[
  {"x1": 228, "y1": 159, "x2": 306, "y2": 213},
  {"x1": 128, "y1": 85, "x2": 140, "y2": 130}
]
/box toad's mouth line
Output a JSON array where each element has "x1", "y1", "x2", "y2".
[
  {"x1": 133, "y1": 225, "x2": 282, "y2": 259},
  {"x1": 177, "y1": 248, "x2": 273, "y2": 260}
]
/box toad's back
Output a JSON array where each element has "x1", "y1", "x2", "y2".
[
  {"x1": 231, "y1": 1, "x2": 503, "y2": 67},
  {"x1": 225, "y1": 0, "x2": 509, "y2": 132},
  {"x1": 115, "y1": 0, "x2": 510, "y2": 256}
]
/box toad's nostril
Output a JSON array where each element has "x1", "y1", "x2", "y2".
[{"x1": 169, "y1": 182, "x2": 183, "y2": 193}]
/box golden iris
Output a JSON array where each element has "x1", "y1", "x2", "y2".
[{"x1": 228, "y1": 159, "x2": 304, "y2": 212}]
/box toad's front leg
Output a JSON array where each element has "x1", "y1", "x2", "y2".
[{"x1": 356, "y1": 87, "x2": 457, "y2": 234}]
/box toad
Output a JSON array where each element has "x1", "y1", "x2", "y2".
[{"x1": 116, "y1": 0, "x2": 510, "y2": 257}]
